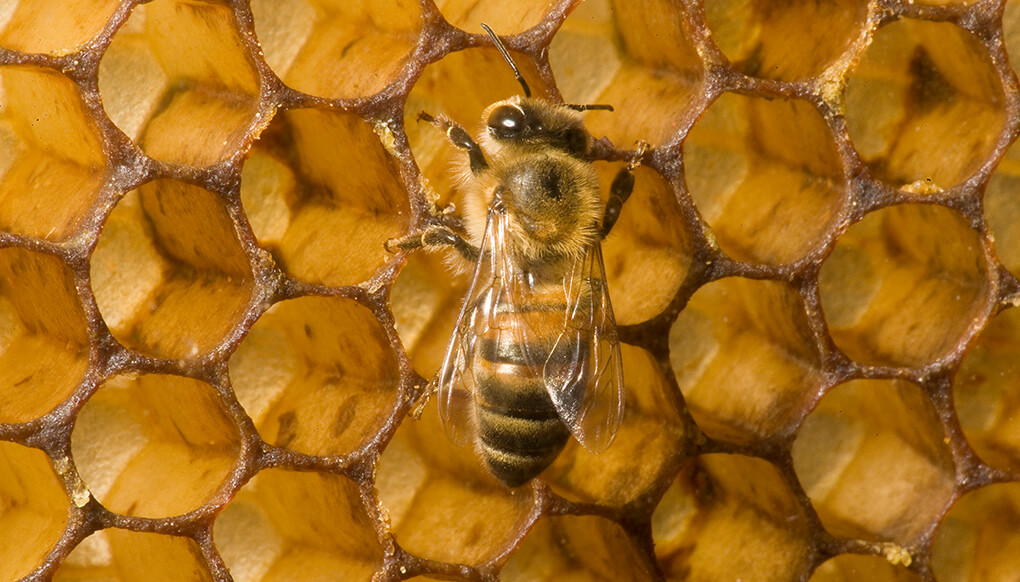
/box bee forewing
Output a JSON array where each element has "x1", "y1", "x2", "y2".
[
  {"x1": 436, "y1": 212, "x2": 501, "y2": 446},
  {"x1": 434, "y1": 327, "x2": 476, "y2": 446},
  {"x1": 544, "y1": 242, "x2": 624, "y2": 453}
]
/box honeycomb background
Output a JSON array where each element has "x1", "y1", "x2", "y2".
[{"x1": 2, "y1": 0, "x2": 1020, "y2": 580}]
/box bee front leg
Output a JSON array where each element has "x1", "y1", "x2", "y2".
[
  {"x1": 600, "y1": 141, "x2": 650, "y2": 239},
  {"x1": 418, "y1": 111, "x2": 489, "y2": 175},
  {"x1": 385, "y1": 224, "x2": 480, "y2": 263}
]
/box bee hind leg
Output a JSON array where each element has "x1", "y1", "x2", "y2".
[
  {"x1": 418, "y1": 111, "x2": 489, "y2": 175},
  {"x1": 385, "y1": 224, "x2": 480, "y2": 262},
  {"x1": 600, "y1": 141, "x2": 650, "y2": 238}
]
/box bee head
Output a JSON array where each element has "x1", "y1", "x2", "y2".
[
  {"x1": 484, "y1": 97, "x2": 590, "y2": 157},
  {"x1": 479, "y1": 24, "x2": 611, "y2": 158}
]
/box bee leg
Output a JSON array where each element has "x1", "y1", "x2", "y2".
[
  {"x1": 418, "y1": 111, "x2": 489, "y2": 175},
  {"x1": 600, "y1": 141, "x2": 649, "y2": 239},
  {"x1": 385, "y1": 224, "x2": 480, "y2": 262},
  {"x1": 409, "y1": 383, "x2": 434, "y2": 420}
]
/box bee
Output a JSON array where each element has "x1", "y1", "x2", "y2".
[{"x1": 388, "y1": 24, "x2": 645, "y2": 487}]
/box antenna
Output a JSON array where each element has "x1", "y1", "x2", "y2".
[{"x1": 480, "y1": 23, "x2": 531, "y2": 98}]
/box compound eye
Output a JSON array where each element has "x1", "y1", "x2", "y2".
[{"x1": 488, "y1": 105, "x2": 526, "y2": 139}]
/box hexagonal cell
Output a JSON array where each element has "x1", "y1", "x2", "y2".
[
  {"x1": 405, "y1": 51, "x2": 689, "y2": 326},
  {"x1": 91, "y1": 183, "x2": 254, "y2": 360},
  {"x1": 54, "y1": 529, "x2": 214, "y2": 582},
  {"x1": 931, "y1": 482, "x2": 1020, "y2": 582},
  {"x1": 703, "y1": 0, "x2": 867, "y2": 81},
  {"x1": 916, "y1": 0, "x2": 979, "y2": 5},
  {"x1": 953, "y1": 306, "x2": 1020, "y2": 474},
  {"x1": 808, "y1": 554, "x2": 921, "y2": 582},
  {"x1": 213, "y1": 468, "x2": 383, "y2": 581},
  {"x1": 501, "y1": 515, "x2": 655, "y2": 580},
  {"x1": 0, "y1": 441, "x2": 68, "y2": 581},
  {"x1": 71, "y1": 373, "x2": 242, "y2": 518},
  {"x1": 228, "y1": 295, "x2": 399, "y2": 457},
  {"x1": 1006, "y1": 1, "x2": 1020, "y2": 82},
  {"x1": 652, "y1": 454, "x2": 814, "y2": 581},
  {"x1": 545, "y1": 344, "x2": 686, "y2": 506},
  {"x1": 846, "y1": 19, "x2": 1005, "y2": 190},
  {"x1": 376, "y1": 394, "x2": 535, "y2": 566},
  {"x1": 669, "y1": 278, "x2": 822, "y2": 444},
  {"x1": 0, "y1": 247, "x2": 90, "y2": 424},
  {"x1": 0, "y1": 65, "x2": 108, "y2": 240},
  {"x1": 598, "y1": 163, "x2": 690, "y2": 326},
  {"x1": 405, "y1": 43, "x2": 548, "y2": 210},
  {"x1": 684, "y1": 93, "x2": 846, "y2": 264},
  {"x1": 818, "y1": 204, "x2": 990, "y2": 368},
  {"x1": 250, "y1": 0, "x2": 420, "y2": 99},
  {"x1": 984, "y1": 139, "x2": 1020, "y2": 277},
  {"x1": 393, "y1": 168, "x2": 686, "y2": 330},
  {"x1": 97, "y1": 1, "x2": 260, "y2": 166},
  {"x1": 239, "y1": 107, "x2": 408, "y2": 287},
  {"x1": 389, "y1": 250, "x2": 472, "y2": 380},
  {"x1": 792, "y1": 379, "x2": 955, "y2": 545},
  {"x1": 391, "y1": 256, "x2": 680, "y2": 503},
  {"x1": 435, "y1": 0, "x2": 554, "y2": 34},
  {"x1": 0, "y1": 0, "x2": 121, "y2": 54},
  {"x1": 550, "y1": 0, "x2": 706, "y2": 146}
]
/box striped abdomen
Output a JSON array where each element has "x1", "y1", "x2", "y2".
[{"x1": 473, "y1": 298, "x2": 587, "y2": 487}]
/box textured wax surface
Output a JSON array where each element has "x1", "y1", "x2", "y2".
[{"x1": 1, "y1": 0, "x2": 1020, "y2": 581}]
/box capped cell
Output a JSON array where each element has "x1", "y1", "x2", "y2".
[
  {"x1": 91, "y1": 183, "x2": 254, "y2": 360},
  {"x1": 228, "y1": 295, "x2": 399, "y2": 457},
  {"x1": 0, "y1": 247, "x2": 90, "y2": 424},
  {"x1": 551, "y1": 0, "x2": 706, "y2": 146},
  {"x1": 0, "y1": 65, "x2": 108, "y2": 240},
  {"x1": 0, "y1": 442, "x2": 69, "y2": 582},
  {"x1": 71, "y1": 373, "x2": 243, "y2": 518},
  {"x1": 846, "y1": 19, "x2": 1005, "y2": 191},
  {"x1": 684, "y1": 93, "x2": 846, "y2": 265},
  {"x1": 704, "y1": 0, "x2": 868, "y2": 81},
  {"x1": 239, "y1": 107, "x2": 408, "y2": 287},
  {"x1": 792, "y1": 380, "x2": 955, "y2": 545},
  {"x1": 818, "y1": 204, "x2": 990, "y2": 368},
  {"x1": 213, "y1": 468, "x2": 384, "y2": 581},
  {"x1": 98, "y1": 0, "x2": 261, "y2": 167},
  {"x1": 652, "y1": 454, "x2": 814, "y2": 582},
  {"x1": 670, "y1": 278, "x2": 823, "y2": 444},
  {"x1": 251, "y1": 0, "x2": 420, "y2": 99}
]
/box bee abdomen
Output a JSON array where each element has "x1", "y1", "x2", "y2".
[
  {"x1": 476, "y1": 403, "x2": 570, "y2": 488},
  {"x1": 475, "y1": 360, "x2": 571, "y2": 487}
]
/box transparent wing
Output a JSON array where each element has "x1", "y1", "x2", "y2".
[
  {"x1": 543, "y1": 242, "x2": 624, "y2": 453},
  {"x1": 434, "y1": 205, "x2": 531, "y2": 444}
]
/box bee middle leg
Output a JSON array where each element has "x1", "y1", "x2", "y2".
[
  {"x1": 418, "y1": 111, "x2": 489, "y2": 175},
  {"x1": 600, "y1": 141, "x2": 650, "y2": 238},
  {"x1": 385, "y1": 224, "x2": 480, "y2": 262}
]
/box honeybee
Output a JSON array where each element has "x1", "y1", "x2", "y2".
[{"x1": 388, "y1": 24, "x2": 645, "y2": 487}]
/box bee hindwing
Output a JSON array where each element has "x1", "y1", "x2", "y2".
[{"x1": 544, "y1": 242, "x2": 624, "y2": 453}]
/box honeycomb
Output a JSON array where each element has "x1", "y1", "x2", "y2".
[{"x1": 2, "y1": 0, "x2": 1020, "y2": 580}]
